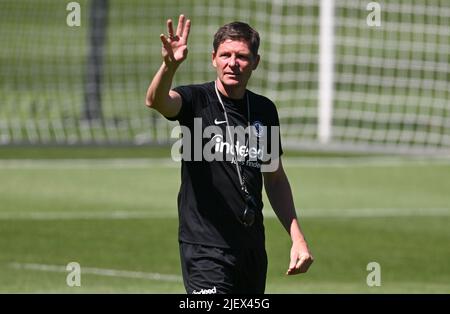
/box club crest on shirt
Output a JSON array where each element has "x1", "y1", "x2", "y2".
[{"x1": 251, "y1": 121, "x2": 265, "y2": 138}]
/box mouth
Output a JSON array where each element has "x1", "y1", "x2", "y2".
[{"x1": 224, "y1": 73, "x2": 240, "y2": 78}]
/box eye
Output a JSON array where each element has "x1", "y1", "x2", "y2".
[{"x1": 237, "y1": 54, "x2": 250, "y2": 61}]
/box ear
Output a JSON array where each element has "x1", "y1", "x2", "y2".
[
  {"x1": 252, "y1": 54, "x2": 260, "y2": 70},
  {"x1": 212, "y1": 51, "x2": 217, "y2": 68}
]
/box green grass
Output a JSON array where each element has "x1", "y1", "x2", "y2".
[{"x1": 0, "y1": 156, "x2": 449, "y2": 293}]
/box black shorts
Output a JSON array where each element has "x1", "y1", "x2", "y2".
[{"x1": 179, "y1": 242, "x2": 268, "y2": 294}]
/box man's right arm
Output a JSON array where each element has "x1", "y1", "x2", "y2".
[
  {"x1": 145, "y1": 63, "x2": 182, "y2": 118},
  {"x1": 145, "y1": 15, "x2": 191, "y2": 118}
]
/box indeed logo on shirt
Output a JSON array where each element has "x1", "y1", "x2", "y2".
[{"x1": 211, "y1": 134, "x2": 263, "y2": 160}]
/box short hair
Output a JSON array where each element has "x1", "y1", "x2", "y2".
[{"x1": 213, "y1": 21, "x2": 260, "y2": 57}]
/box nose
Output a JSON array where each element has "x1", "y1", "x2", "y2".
[{"x1": 228, "y1": 55, "x2": 237, "y2": 68}]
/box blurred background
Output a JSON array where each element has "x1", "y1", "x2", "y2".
[{"x1": 0, "y1": 0, "x2": 449, "y2": 293}]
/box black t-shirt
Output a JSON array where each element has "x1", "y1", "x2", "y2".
[{"x1": 166, "y1": 81, "x2": 283, "y2": 249}]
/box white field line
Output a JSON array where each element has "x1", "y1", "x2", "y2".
[
  {"x1": 0, "y1": 208, "x2": 449, "y2": 220},
  {"x1": 283, "y1": 157, "x2": 450, "y2": 168},
  {"x1": 296, "y1": 207, "x2": 450, "y2": 218},
  {"x1": 0, "y1": 156, "x2": 450, "y2": 169},
  {"x1": 0, "y1": 210, "x2": 179, "y2": 220},
  {"x1": 8, "y1": 262, "x2": 182, "y2": 283},
  {"x1": 0, "y1": 158, "x2": 177, "y2": 169}
]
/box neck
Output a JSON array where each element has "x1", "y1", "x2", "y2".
[{"x1": 215, "y1": 79, "x2": 246, "y2": 99}]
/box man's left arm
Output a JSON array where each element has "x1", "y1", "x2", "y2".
[{"x1": 263, "y1": 158, "x2": 314, "y2": 275}]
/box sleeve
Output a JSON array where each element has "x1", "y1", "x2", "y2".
[{"x1": 165, "y1": 85, "x2": 194, "y2": 124}]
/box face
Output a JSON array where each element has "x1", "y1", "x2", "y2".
[{"x1": 212, "y1": 39, "x2": 260, "y2": 91}]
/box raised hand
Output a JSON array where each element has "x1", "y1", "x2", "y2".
[{"x1": 160, "y1": 15, "x2": 191, "y2": 68}]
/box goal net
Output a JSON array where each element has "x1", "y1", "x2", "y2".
[{"x1": 0, "y1": 0, "x2": 448, "y2": 155}]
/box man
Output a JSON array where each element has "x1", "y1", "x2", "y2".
[{"x1": 145, "y1": 15, "x2": 313, "y2": 294}]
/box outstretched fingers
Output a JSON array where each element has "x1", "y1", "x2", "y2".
[
  {"x1": 160, "y1": 15, "x2": 190, "y2": 63},
  {"x1": 176, "y1": 15, "x2": 185, "y2": 37},
  {"x1": 166, "y1": 19, "x2": 174, "y2": 39},
  {"x1": 182, "y1": 19, "x2": 191, "y2": 43}
]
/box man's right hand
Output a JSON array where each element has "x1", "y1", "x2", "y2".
[
  {"x1": 145, "y1": 15, "x2": 189, "y2": 117},
  {"x1": 160, "y1": 15, "x2": 191, "y2": 69}
]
